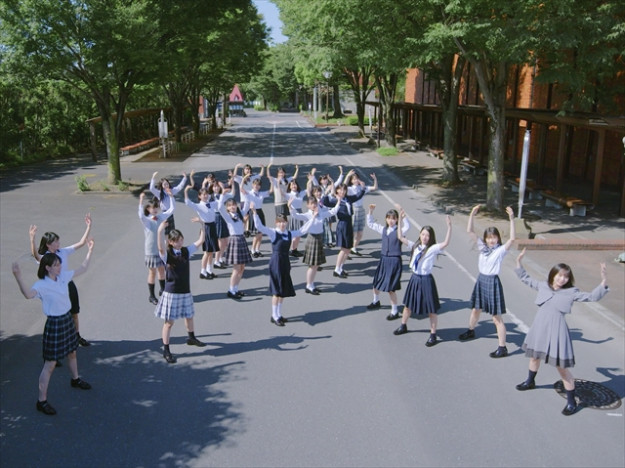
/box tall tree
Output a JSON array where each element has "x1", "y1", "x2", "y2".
[{"x1": 0, "y1": 0, "x2": 167, "y2": 183}]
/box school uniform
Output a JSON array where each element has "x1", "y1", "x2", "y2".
[
  {"x1": 287, "y1": 189, "x2": 308, "y2": 231},
  {"x1": 139, "y1": 199, "x2": 175, "y2": 268},
  {"x1": 244, "y1": 189, "x2": 270, "y2": 235},
  {"x1": 470, "y1": 238, "x2": 507, "y2": 315},
  {"x1": 32, "y1": 270, "x2": 79, "y2": 361},
  {"x1": 403, "y1": 242, "x2": 444, "y2": 315},
  {"x1": 515, "y1": 267, "x2": 609, "y2": 368},
  {"x1": 290, "y1": 208, "x2": 333, "y2": 266},
  {"x1": 269, "y1": 176, "x2": 294, "y2": 218},
  {"x1": 253, "y1": 213, "x2": 314, "y2": 297},
  {"x1": 154, "y1": 245, "x2": 197, "y2": 321},
  {"x1": 149, "y1": 175, "x2": 186, "y2": 233},
  {"x1": 184, "y1": 198, "x2": 218, "y2": 252},
  {"x1": 367, "y1": 216, "x2": 410, "y2": 292},
  {"x1": 218, "y1": 194, "x2": 253, "y2": 265},
  {"x1": 213, "y1": 194, "x2": 230, "y2": 239},
  {"x1": 322, "y1": 188, "x2": 365, "y2": 249}
]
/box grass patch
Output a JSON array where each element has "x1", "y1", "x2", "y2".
[
  {"x1": 75, "y1": 175, "x2": 90, "y2": 192},
  {"x1": 377, "y1": 147, "x2": 399, "y2": 157}
]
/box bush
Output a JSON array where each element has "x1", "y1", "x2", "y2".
[
  {"x1": 377, "y1": 147, "x2": 399, "y2": 157},
  {"x1": 75, "y1": 175, "x2": 90, "y2": 192},
  {"x1": 347, "y1": 116, "x2": 376, "y2": 126}
]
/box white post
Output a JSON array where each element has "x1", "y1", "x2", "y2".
[
  {"x1": 313, "y1": 85, "x2": 318, "y2": 120},
  {"x1": 518, "y1": 128, "x2": 531, "y2": 218}
]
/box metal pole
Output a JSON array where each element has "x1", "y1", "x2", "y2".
[
  {"x1": 518, "y1": 127, "x2": 531, "y2": 218},
  {"x1": 325, "y1": 81, "x2": 329, "y2": 122}
]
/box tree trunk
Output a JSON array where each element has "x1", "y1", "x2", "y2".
[
  {"x1": 94, "y1": 93, "x2": 121, "y2": 184},
  {"x1": 375, "y1": 72, "x2": 399, "y2": 147},
  {"x1": 331, "y1": 83, "x2": 343, "y2": 118},
  {"x1": 438, "y1": 56, "x2": 465, "y2": 184},
  {"x1": 470, "y1": 59, "x2": 509, "y2": 212}
]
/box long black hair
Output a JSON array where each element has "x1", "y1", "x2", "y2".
[
  {"x1": 38, "y1": 232, "x2": 59, "y2": 255},
  {"x1": 37, "y1": 253, "x2": 62, "y2": 279}
]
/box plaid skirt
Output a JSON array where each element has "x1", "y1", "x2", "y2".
[
  {"x1": 303, "y1": 233, "x2": 326, "y2": 266},
  {"x1": 470, "y1": 273, "x2": 506, "y2": 315},
  {"x1": 214, "y1": 212, "x2": 230, "y2": 239},
  {"x1": 42, "y1": 312, "x2": 79, "y2": 361},
  {"x1": 248, "y1": 209, "x2": 265, "y2": 236},
  {"x1": 289, "y1": 208, "x2": 303, "y2": 231},
  {"x1": 403, "y1": 274, "x2": 440, "y2": 316},
  {"x1": 224, "y1": 234, "x2": 253, "y2": 265},
  {"x1": 352, "y1": 205, "x2": 365, "y2": 232},
  {"x1": 372, "y1": 255, "x2": 402, "y2": 292},
  {"x1": 154, "y1": 292, "x2": 195, "y2": 320},
  {"x1": 202, "y1": 222, "x2": 219, "y2": 252},
  {"x1": 145, "y1": 254, "x2": 164, "y2": 269}
]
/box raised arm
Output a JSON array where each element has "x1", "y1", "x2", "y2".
[
  {"x1": 12, "y1": 261, "x2": 37, "y2": 299},
  {"x1": 292, "y1": 164, "x2": 300, "y2": 180},
  {"x1": 29, "y1": 225, "x2": 42, "y2": 261},
  {"x1": 72, "y1": 238, "x2": 95, "y2": 277},
  {"x1": 397, "y1": 209, "x2": 411, "y2": 246},
  {"x1": 368, "y1": 172, "x2": 378, "y2": 191},
  {"x1": 503, "y1": 206, "x2": 516, "y2": 250},
  {"x1": 188, "y1": 169, "x2": 196, "y2": 190},
  {"x1": 157, "y1": 221, "x2": 168, "y2": 257},
  {"x1": 439, "y1": 215, "x2": 452, "y2": 249},
  {"x1": 467, "y1": 204, "x2": 479, "y2": 241},
  {"x1": 68, "y1": 213, "x2": 92, "y2": 251},
  {"x1": 257, "y1": 164, "x2": 265, "y2": 178}
]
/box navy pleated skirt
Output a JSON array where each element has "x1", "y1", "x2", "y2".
[{"x1": 403, "y1": 274, "x2": 440, "y2": 315}]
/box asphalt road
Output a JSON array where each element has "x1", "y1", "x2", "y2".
[{"x1": 1, "y1": 110, "x2": 623, "y2": 468}]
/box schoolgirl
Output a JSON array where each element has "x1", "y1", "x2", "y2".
[
  {"x1": 138, "y1": 191, "x2": 175, "y2": 304},
  {"x1": 266, "y1": 163, "x2": 298, "y2": 219},
  {"x1": 217, "y1": 184, "x2": 253, "y2": 299},
  {"x1": 458, "y1": 205, "x2": 515, "y2": 358},
  {"x1": 149, "y1": 170, "x2": 187, "y2": 234},
  {"x1": 210, "y1": 181, "x2": 231, "y2": 269},
  {"x1": 13, "y1": 239, "x2": 95, "y2": 415},
  {"x1": 184, "y1": 184, "x2": 219, "y2": 279},
  {"x1": 232, "y1": 162, "x2": 264, "y2": 235},
  {"x1": 289, "y1": 196, "x2": 334, "y2": 294},
  {"x1": 514, "y1": 249, "x2": 609, "y2": 416},
  {"x1": 321, "y1": 174, "x2": 366, "y2": 278},
  {"x1": 286, "y1": 178, "x2": 308, "y2": 257},
  {"x1": 29, "y1": 213, "x2": 93, "y2": 347},
  {"x1": 343, "y1": 171, "x2": 378, "y2": 256},
  {"x1": 250, "y1": 204, "x2": 315, "y2": 326},
  {"x1": 155, "y1": 220, "x2": 206, "y2": 364},
  {"x1": 310, "y1": 166, "x2": 343, "y2": 247},
  {"x1": 393, "y1": 214, "x2": 452, "y2": 347},
  {"x1": 365, "y1": 204, "x2": 410, "y2": 319},
  {"x1": 240, "y1": 175, "x2": 271, "y2": 258}
]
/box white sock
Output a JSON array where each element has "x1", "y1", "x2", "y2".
[
  {"x1": 307, "y1": 283, "x2": 315, "y2": 290},
  {"x1": 201, "y1": 269, "x2": 207, "y2": 275},
  {"x1": 272, "y1": 304, "x2": 279, "y2": 320},
  {"x1": 276, "y1": 302, "x2": 282, "y2": 317},
  {"x1": 372, "y1": 293, "x2": 380, "y2": 303},
  {"x1": 207, "y1": 266, "x2": 213, "y2": 274},
  {"x1": 391, "y1": 304, "x2": 398, "y2": 315}
]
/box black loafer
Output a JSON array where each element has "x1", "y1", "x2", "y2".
[
  {"x1": 186, "y1": 337, "x2": 206, "y2": 347},
  {"x1": 305, "y1": 288, "x2": 320, "y2": 295},
  {"x1": 562, "y1": 403, "x2": 578, "y2": 416},
  {"x1": 149, "y1": 296, "x2": 159, "y2": 305},
  {"x1": 36, "y1": 400, "x2": 57, "y2": 415},
  {"x1": 458, "y1": 329, "x2": 475, "y2": 341},
  {"x1": 386, "y1": 313, "x2": 400, "y2": 321},
  {"x1": 515, "y1": 381, "x2": 536, "y2": 391},
  {"x1": 163, "y1": 351, "x2": 177, "y2": 364},
  {"x1": 70, "y1": 378, "x2": 92, "y2": 390},
  {"x1": 393, "y1": 324, "x2": 408, "y2": 335},
  {"x1": 270, "y1": 317, "x2": 285, "y2": 327},
  {"x1": 366, "y1": 301, "x2": 381, "y2": 310},
  {"x1": 489, "y1": 347, "x2": 508, "y2": 358},
  {"x1": 227, "y1": 291, "x2": 240, "y2": 300},
  {"x1": 333, "y1": 271, "x2": 348, "y2": 279},
  {"x1": 425, "y1": 335, "x2": 439, "y2": 347}
]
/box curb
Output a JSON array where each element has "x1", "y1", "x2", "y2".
[{"x1": 516, "y1": 240, "x2": 625, "y2": 251}]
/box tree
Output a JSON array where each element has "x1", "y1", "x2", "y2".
[{"x1": 1, "y1": 0, "x2": 165, "y2": 183}]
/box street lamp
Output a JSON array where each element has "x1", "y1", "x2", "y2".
[{"x1": 323, "y1": 71, "x2": 332, "y2": 122}]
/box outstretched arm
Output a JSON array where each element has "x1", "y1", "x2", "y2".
[
  {"x1": 72, "y1": 239, "x2": 95, "y2": 277},
  {"x1": 68, "y1": 213, "x2": 92, "y2": 251},
  {"x1": 503, "y1": 206, "x2": 516, "y2": 250},
  {"x1": 192, "y1": 217, "x2": 205, "y2": 249},
  {"x1": 439, "y1": 215, "x2": 452, "y2": 249},
  {"x1": 467, "y1": 205, "x2": 479, "y2": 241},
  {"x1": 12, "y1": 261, "x2": 37, "y2": 299},
  {"x1": 29, "y1": 225, "x2": 42, "y2": 261}
]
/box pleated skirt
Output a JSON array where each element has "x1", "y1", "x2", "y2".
[
  {"x1": 470, "y1": 273, "x2": 506, "y2": 315},
  {"x1": 302, "y1": 233, "x2": 326, "y2": 266},
  {"x1": 403, "y1": 274, "x2": 440, "y2": 315},
  {"x1": 224, "y1": 234, "x2": 253, "y2": 265},
  {"x1": 372, "y1": 255, "x2": 402, "y2": 292},
  {"x1": 154, "y1": 292, "x2": 195, "y2": 320},
  {"x1": 42, "y1": 312, "x2": 79, "y2": 361}
]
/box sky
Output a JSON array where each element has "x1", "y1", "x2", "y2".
[{"x1": 252, "y1": 0, "x2": 287, "y2": 44}]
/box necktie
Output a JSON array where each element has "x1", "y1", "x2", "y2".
[
  {"x1": 152, "y1": 216, "x2": 158, "y2": 221},
  {"x1": 412, "y1": 249, "x2": 423, "y2": 271},
  {"x1": 173, "y1": 249, "x2": 181, "y2": 256}
]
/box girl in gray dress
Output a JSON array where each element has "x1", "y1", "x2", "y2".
[{"x1": 514, "y1": 248, "x2": 609, "y2": 416}]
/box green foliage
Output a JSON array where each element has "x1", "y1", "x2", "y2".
[
  {"x1": 75, "y1": 175, "x2": 90, "y2": 192},
  {"x1": 377, "y1": 147, "x2": 399, "y2": 157}
]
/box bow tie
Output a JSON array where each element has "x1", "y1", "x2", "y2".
[
  {"x1": 173, "y1": 249, "x2": 182, "y2": 256},
  {"x1": 152, "y1": 216, "x2": 158, "y2": 221}
]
